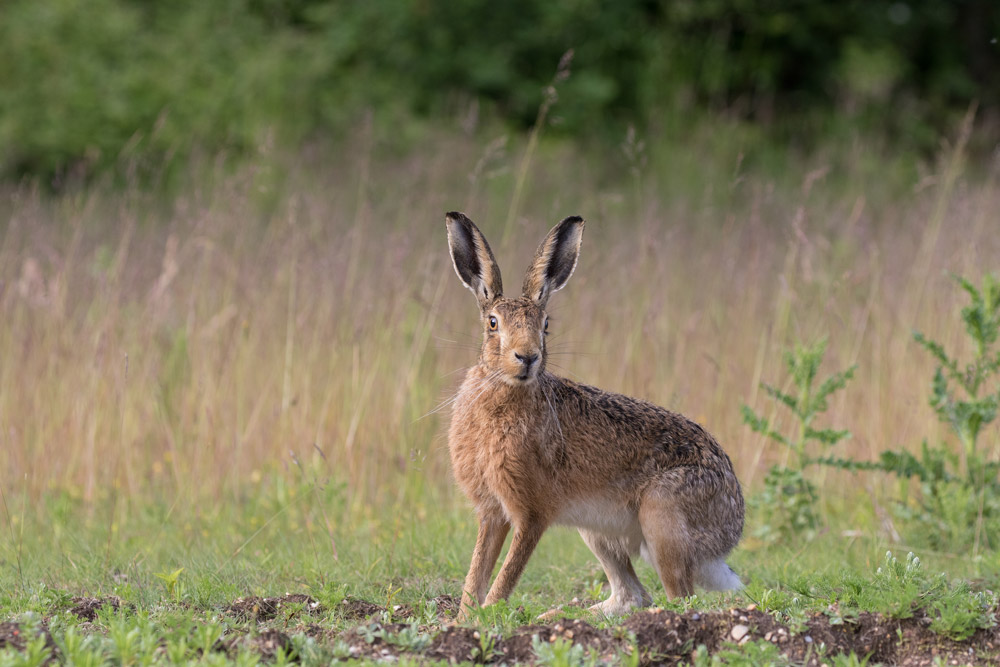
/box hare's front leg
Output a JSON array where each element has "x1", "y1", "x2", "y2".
[
  {"x1": 459, "y1": 512, "x2": 510, "y2": 618},
  {"x1": 483, "y1": 519, "x2": 546, "y2": 605}
]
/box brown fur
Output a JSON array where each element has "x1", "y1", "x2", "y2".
[{"x1": 444, "y1": 212, "x2": 744, "y2": 618}]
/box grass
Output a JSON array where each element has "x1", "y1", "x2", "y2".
[{"x1": 1, "y1": 115, "x2": 999, "y2": 662}]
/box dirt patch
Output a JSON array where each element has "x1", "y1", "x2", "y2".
[
  {"x1": 622, "y1": 606, "x2": 999, "y2": 666},
  {"x1": 226, "y1": 594, "x2": 322, "y2": 622},
  {"x1": 337, "y1": 596, "x2": 385, "y2": 621},
  {"x1": 68, "y1": 596, "x2": 126, "y2": 621},
  {"x1": 0, "y1": 622, "x2": 26, "y2": 651},
  {"x1": 435, "y1": 604, "x2": 1000, "y2": 665},
  {"x1": 495, "y1": 624, "x2": 552, "y2": 664},
  {"x1": 216, "y1": 629, "x2": 292, "y2": 660},
  {"x1": 0, "y1": 621, "x2": 56, "y2": 662},
  {"x1": 497, "y1": 618, "x2": 624, "y2": 664},
  {"x1": 8, "y1": 594, "x2": 1000, "y2": 665},
  {"x1": 426, "y1": 625, "x2": 483, "y2": 662},
  {"x1": 430, "y1": 594, "x2": 461, "y2": 618}
]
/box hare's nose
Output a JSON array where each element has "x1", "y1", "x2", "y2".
[{"x1": 514, "y1": 352, "x2": 539, "y2": 368}]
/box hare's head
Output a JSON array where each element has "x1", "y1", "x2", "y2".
[{"x1": 446, "y1": 212, "x2": 584, "y2": 385}]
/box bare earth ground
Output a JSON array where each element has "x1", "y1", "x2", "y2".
[{"x1": 2, "y1": 594, "x2": 999, "y2": 665}]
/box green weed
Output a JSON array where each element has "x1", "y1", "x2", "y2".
[
  {"x1": 841, "y1": 274, "x2": 1000, "y2": 551},
  {"x1": 532, "y1": 634, "x2": 595, "y2": 667},
  {"x1": 691, "y1": 639, "x2": 792, "y2": 667},
  {"x1": 743, "y1": 338, "x2": 856, "y2": 541},
  {"x1": 154, "y1": 567, "x2": 185, "y2": 603}
]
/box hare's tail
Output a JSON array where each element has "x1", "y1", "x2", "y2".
[{"x1": 695, "y1": 559, "x2": 742, "y2": 591}]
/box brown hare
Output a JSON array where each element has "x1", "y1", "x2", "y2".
[{"x1": 445, "y1": 212, "x2": 744, "y2": 618}]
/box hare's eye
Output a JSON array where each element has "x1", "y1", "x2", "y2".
[
  {"x1": 543, "y1": 318, "x2": 549, "y2": 334},
  {"x1": 488, "y1": 316, "x2": 498, "y2": 331}
]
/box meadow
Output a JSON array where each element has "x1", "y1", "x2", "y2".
[{"x1": 1, "y1": 114, "x2": 999, "y2": 664}]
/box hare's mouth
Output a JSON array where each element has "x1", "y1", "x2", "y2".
[{"x1": 504, "y1": 369, "x2": 538, "y2": 385}]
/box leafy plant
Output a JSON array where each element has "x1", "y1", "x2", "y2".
[
  {"x1": 531, "y1": 634, "x2": 594, "y2": 667},
  {"x1": 154, "y1": 567, "x2": 185, "y2": 603},
  {"x1": 750, "y1": 467, "x2": 820, "y2": 542},
  {"x1": 846, "y1": 274, "x2": 1000, "y2": 551},
  {"x1": 929, "y1": 583, "x2": 995, "y2": 640},
  {"x1": 382, "y1": 624, "x2": 432, "y2": 651},
  {"x1": 915, "y1": 274, "x2": 1000, "y2": 472},
  {"x1": 814, "y1": 550, "x2": 997, "y2": 640},
  {"x1": 691, "y1": 639, "x2": 791, "y2": 667},
  {"x1": 742, "y1": 338, "x2": 856, "y2": 541},
  {"x1": 472, "y1": 631, "x2": 500, "y2": 663}
]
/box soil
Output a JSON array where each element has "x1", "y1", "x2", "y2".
[
  {"x1": 216, "y1": 628, "x2": 293, "y2": 661},
  {"x1": 68, "y1": 596, "x2": 127, "y2": 621},
  {"x1": 336, "y1": 596, "x2": 385, "y2": 621},
  {"x1": 226, "y1": 594, "x2": 323, "y2": 622},
  {"x1": 322, "y1": 601, "x2": 1000, "y2": 665},
  {"x1": 323, "y1": 601, "x2": 998, "y2": 666},
  {"x1": 0, "y1": 622, "x2": 27, "y2": 651},
  {"x1": 4, "y1": 595, "x2": 999, "y2": 665},
  {"x1": 0, "y1": 620, "x2": 56, "y2": 661}
]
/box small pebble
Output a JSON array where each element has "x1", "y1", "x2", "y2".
[
  {"x1": 805, "y1": 635, "x2": 813, "y2": 644},
  {"x1": 731, "y1": 624, "x2": 750, "y2": 641}
]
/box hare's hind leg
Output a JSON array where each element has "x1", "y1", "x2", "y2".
[
  {"x1": 579, "y1": 530, "x2": 651, "y2": 616},
  {"x1": 638, "y1": 493, "x2": 695, "y2": 598}
]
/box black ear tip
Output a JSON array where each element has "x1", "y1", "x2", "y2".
[
  {"x1": 562, "y1": 215, "x2": 584, "y2": 226},
  {"x1": 446, "y1": 211, "x2": 468, "y2": 223}
]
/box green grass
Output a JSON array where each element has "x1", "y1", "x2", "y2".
[
  {"x1": 2, "y1": 491, "x2": 998, "y2": 664},
  {"x1": 1, "y1": 116, "x2": 999, "y2": 663}
]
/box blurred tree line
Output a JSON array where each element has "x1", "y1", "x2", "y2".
[{"x1": 1, "y1": 0, "x2": 997, "y2": 182}]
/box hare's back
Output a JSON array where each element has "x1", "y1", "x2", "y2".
[{"x1": 552, "y1": 378, "x2": 737, "y2": 472}]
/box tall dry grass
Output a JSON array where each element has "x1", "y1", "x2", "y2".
[{"x1": 1, "y1": 126, "x2": 998, "y2": 522}]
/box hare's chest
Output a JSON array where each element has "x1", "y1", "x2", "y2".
[{"x1": 449, "y1": 408, "x2": 549, "y2": 514}]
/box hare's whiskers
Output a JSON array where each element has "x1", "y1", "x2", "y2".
[{"x1": 417, "y1": 368, "x2": 502, "y2": 421}]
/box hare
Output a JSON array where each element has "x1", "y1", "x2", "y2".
[{"x1": 445, "y1": 212, "x2": 744, "y2": 618}]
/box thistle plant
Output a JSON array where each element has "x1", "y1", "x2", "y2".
[
  {"x1": 870, "y1": 274, "x2": 1000, "y2": 550},
  {"x1": 742, "y1": 338, "x2": 856, "y2": 541},
  {"x1": 743, "y1": 338, "x2": 856, "y2": 470},
  {"x1": 914, "y1": 274, "x2": 1000, "y2": 477}
]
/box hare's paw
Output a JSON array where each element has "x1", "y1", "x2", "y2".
[
  {"x1": 536, "y1": 605, "x2": 568, "y2": 621},
  {"x1": 587, "y1": 593, "x2": 648, "y2": 619}
]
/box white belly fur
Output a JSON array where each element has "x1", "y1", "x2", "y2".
[{"x1": 555, "y1": 496, "x2": 640, "y2": 537}]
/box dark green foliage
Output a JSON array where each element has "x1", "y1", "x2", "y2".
[
  {"x1": 1, "y1": 0, "x2": 998, "y2": 182},
  {"x1": 0, "y1": 0, "x2": 320, "y2": 183},
  {"x1": 751, "y1": 467, "x2": 820, "y2": 543}
]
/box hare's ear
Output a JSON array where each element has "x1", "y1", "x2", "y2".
[
  {"x1": 446, "y1": 212, "x2": 503, "y2": 310},
  {"x1": 522, "y1": 216, "x2": 584, "y2": 306}
]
